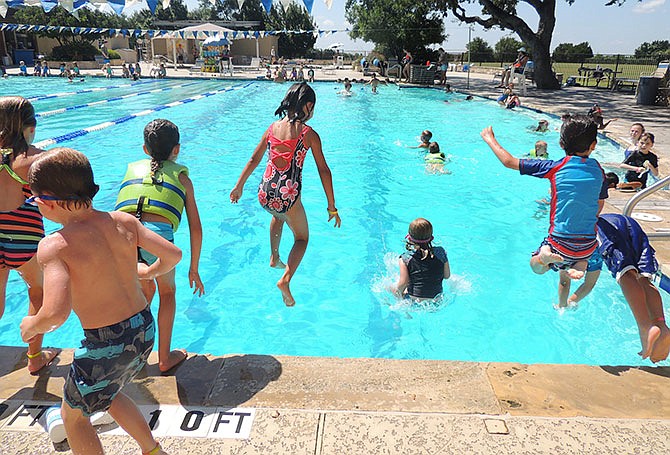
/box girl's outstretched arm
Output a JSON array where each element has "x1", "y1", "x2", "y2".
[
  {"x1": 307, "y1": 129, "x2": 341, "y2": 227},
  {"x1": 230, "y1": 129, "x2": 269, "y2": 203}
]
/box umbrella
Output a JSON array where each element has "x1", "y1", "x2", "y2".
[{"x1": 203, "y1": 35, "x2": 230, "y2": 47}]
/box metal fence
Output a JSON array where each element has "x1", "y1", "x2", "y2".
[{"x1": 473, "y1": 54, "x2": 664, "y2": 88}]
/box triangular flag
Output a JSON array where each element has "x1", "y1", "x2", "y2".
[
  {"x1": 302, "y1": 0, "x2": 313, "y2": 12},
  {"x1": 236, "y1": 0, "x2": 245, "y2": 9},
  {"x1": 146, "y1": 0, "x2": 158, "y2": 13},
  {"x1": 260, "y1": 0, "x2": 272, "y2": 13},
  {"x1": 324, "y1": 0, "x2": 332, "y2": 9}
]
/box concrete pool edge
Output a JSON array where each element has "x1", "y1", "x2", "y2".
[{"x1": 1, "y1": 347, "x2": 668, "y2": 420}]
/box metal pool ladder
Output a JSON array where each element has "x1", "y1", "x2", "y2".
[
  {"x1": 622, "y1": 175, "x2": 670, "y2": 293},
  {"x1": 623, "y1": 175, "x2": 670, "y2": 239}
]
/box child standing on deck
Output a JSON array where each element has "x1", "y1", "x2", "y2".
[
  {"x1": 481, "y1": 114, "x2": 609, "y2": 283},
  {"x1": 230, "y1": 82, "x2": 341, "y2": 307},
  {"x1": 115, "y1": 119, "x2": 204, "y2": 373},
  {"x1": 0, "y1": 96, "x2": 60, "y2": 375},
  {"x1": 393, "y1": 218, "x2": 450, "y2": 300},
  {"x1": 20, "y1": 148, "x2": 180, "y2": 455}
]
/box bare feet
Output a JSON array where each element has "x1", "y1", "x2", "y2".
[
  {"x1": 537, "y1": 245, "x2": 564, "y2": 267},
  {"x1": 270, "y1": 256, "x2": 287, "y2": 269},
  {"x1": 277, "y1": 277, "x2": 295, "y2": 307},
  {"x1": 159, "y1": 349, "x2": 187, "y2": 373},
  {"x1": 649, "y1": 325, "x2": 670, "y2": 363},
  {"x1": 27, "y1": 348, "x2": 61, "y2": 375},
  {"x1": 566, "y1": 268, "x2": 585, "y2": 280},
  {"x1": 639, "y1": 325, "x2": 661, "y2": 359}
]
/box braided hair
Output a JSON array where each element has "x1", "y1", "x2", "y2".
[
  {"x1": 274, "y1": 82, "x2": 316, "y2": 124},
  {"x1": 143, "y1": 119, "x2": 179, "y2": 180}
]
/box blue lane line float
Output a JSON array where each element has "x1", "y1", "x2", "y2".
[
  {"x1": 26, "y1": 79, "x2": 167, "y2": 102},
  {"x1": 35, "y1": 81, "x2": 201, "y2": 118},
  {"x1": 34, "y1": 82, "x2": 255, "y2": 149}
]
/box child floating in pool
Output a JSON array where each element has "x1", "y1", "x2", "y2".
[
  {"x1": 230, "y1": 82, "x2": 341, "y2": 306},
  {"x1": 481, "y1": 114, "x2": 609, "y2": 282},
  {"x1": 21, "y1": 148, "x2": 180, "y2": 455},
  {"x1": 393, "y1": 218, "x2": 450, "y2": 300},
  {"x1": 530, "y1": 140, "x2": 548, "y2": 159},
  {"x1": 115, "y1": 119, "x2": 205, "y2": 373},
  {"x1": 424, "y1": 142, "x2": 451, "y2": 174},
  {"x1": 409, "y1": 130, "x2": 432, "y2": 149},
  {"x1": 535, "y1": 119, "x2": 549, "y2": 132}
]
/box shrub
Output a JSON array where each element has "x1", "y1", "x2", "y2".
[
  {"x1": 50, "y1": 41, "x2": 99, "y2": 61},
  {"x1": 107, "y1": 49, "x2": 121, "y2": 60}
]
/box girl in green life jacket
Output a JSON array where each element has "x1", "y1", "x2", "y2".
[{"x1": 115, "y1": 119, "x2": 204, "y2": 373}]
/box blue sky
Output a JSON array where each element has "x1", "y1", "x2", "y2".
[{"x1": 179, "y1": 0, "x2": 668, "y2": 54}]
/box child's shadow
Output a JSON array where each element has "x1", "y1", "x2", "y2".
[{"x1": 137, "y1": 353, "x2": 282, "y2": 408}]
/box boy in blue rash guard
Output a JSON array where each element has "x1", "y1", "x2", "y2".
[{"x1": 481, "y1": 114, "x2": 608, "y2": 282}]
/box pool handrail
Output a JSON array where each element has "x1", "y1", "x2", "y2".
[{"x1": 623, "y1": 174, "x2": 670, "y2": 239}]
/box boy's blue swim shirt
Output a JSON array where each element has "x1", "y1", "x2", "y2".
[{"x1": 519, "y1": 156, "x2": 608, "y2": 239}]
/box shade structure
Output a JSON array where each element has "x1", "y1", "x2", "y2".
[{"x1": 202, "y1": 35, "x2": 230, "y2": 47}]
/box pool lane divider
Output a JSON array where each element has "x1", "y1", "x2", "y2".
[
  {"x1": 26, "y1": 79, "x2": 170, "y2": 102},
  {"x1": 35, "y1": 81, "x2": 202, "y2": 118},
  {"x1": 34, "y1": 82, "x2": 255, "y2": 149}
]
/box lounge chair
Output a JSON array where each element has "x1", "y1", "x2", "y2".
[{"x1": 232, "y1": 57, "x2": 263, "y2": 72}]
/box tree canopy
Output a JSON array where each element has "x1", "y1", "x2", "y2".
[
  {"x1": 634, "y1": 40, "x2": 670, "y2": 60},
  {"x1": 552, "y1": 41, "x2": 594, "y2": 62},
  {"x1": 494, "y1": 36, "x2": 524, "y2": 62},
  {"x1": 467, "y1": 37, "x2": 494, "y2": 63},
  {"x1": 345, "y1": 0, "x2": 445, "y2": 62}
]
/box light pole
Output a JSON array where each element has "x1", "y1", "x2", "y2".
[{"x1": 467, "y1": 25, "x2": 472, "y2": 89}]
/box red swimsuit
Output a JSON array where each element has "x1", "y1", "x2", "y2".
[{"x1": 258, "y1": 122, "x2": 311, "y2": 214}]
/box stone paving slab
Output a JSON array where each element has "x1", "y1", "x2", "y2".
[
  {"x1": 207, "y1": 356, "x2": 500, "y2": 414},
  {"x1": 486, "y1": 363, "x2": 670, "y2": 418}
]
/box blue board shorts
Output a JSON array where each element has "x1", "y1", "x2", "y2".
[
  {"x1": 138, "y1": 221, "x2": 174, "y2": 265},
  {"x1": 64, "y1": 307, "x2": 155, "y2": 416},
  {"x1": 597, "y1": 214, "x2": 658, "y2": 282},
  {"x1": 586, "y1": 248, "x2": 603, "y2": 272}
]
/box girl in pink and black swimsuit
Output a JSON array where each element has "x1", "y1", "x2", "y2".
[{"x1": 230, "y1": 83, "x2": 341, "y2": 307}]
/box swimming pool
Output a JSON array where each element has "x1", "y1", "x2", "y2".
[{"x1": 1, "y1": 77, "x2": 660, "y2": 366}]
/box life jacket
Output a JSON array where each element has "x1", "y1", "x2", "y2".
[{"x1": 115, "y1": 159, "x2": 188, "y2": 231}]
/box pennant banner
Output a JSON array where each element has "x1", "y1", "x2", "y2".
[{"x1": 0, "y1": 22, "x2": 350, "y2": 40}]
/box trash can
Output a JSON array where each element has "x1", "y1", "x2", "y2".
[{"x1": 637, "y1": 76, "x2": 660, "y2": 105}]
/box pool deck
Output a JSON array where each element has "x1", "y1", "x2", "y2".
[{"x1": 2, "y1": 66, "x2": 670, "y2": 454}]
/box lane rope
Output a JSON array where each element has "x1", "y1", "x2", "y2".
[
  {"x1": 26, "y1": 79, "x2": 170, "y2": 102},
  {"x1": 34, "y1": 82, "x2": 255, "y2": 149},
  {"x1": 35, "y1": 81, "x2": 202, "y2": 118}
]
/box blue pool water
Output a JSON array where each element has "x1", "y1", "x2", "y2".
[{"x1": 1, "y1": 77, "x2": 661, "y2": 366}]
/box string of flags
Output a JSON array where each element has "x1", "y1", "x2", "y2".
[
  {"x1": 0, "y1": 21, "x2": 350, "y2": 39},
  {"x1": 0, "y1": 0, "x2": 334, "y2": 18}
]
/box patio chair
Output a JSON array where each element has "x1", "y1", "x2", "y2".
[
  {"x1": 232, "y1": 57, "x2": 263, "y2": 72},
  {"x1": 512, "y1": 62, "x2": 533, "y2": 95}
]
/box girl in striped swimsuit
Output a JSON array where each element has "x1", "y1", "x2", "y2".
[
  {"x1": 230, "y1": 83, "x2": 341, "y2": 306},
  {"x1": 0, "y1": 96, "x2": 59, "y2": 374}
]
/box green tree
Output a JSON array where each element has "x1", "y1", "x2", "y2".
[
  {"x1": 435, "y1": 1, "x2": 639, "y2": 90},
  {"x1": 12, "y1": 6, "x2": 130, "y2": 60},
  {"x1": 345, "y1": 0, "x2": 446, "y2": 63},
  {"x1": 127, "y1": 0, "x2": 190, "y2": 29},
  {"x1": 494, "y1": 36, "x2": 523, "y2": 62},
  {"x1": 553, "y1": 41, "x2": 593, "y2": 62},
  {"x1": 265, "y1": 3, "x2": 316, "y2": 59},
  {"x1": 634, "y1": 40, "x2": 670, "y2": 60},
  {"x1": 467, "y1": 37, "x2": 494, "y2": 63}
]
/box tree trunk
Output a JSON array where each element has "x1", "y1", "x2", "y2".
[{"x1": 531, "y1": 45, "x2": 560, "y2": 89}]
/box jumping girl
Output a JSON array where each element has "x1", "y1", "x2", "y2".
[
  {"x1": 230, "y1": 82, "x2": 341, "y2": 307},
  {"x1": 393, "y1": 218, "x2": 450, "y2": 300},
  {"x1": 0, "y1": 96, "x2": 59, "y2": 374}
]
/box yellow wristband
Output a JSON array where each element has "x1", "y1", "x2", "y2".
[
  {"x1": 26, "y1": 351, "x2": 42, "y2": 360},
  {"x1": 328, "y1": 209, "x2": 338, "y2": 215}
]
